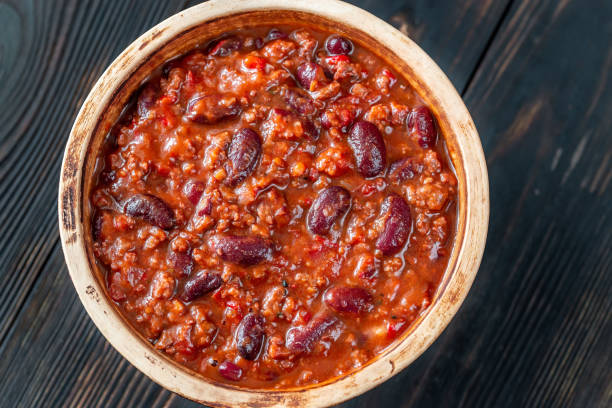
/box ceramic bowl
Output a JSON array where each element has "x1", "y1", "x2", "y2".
[{"x1": 58, "y1": 0, "x2": 489, "y2": 406}]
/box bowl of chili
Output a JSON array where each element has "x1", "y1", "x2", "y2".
[{"x1": 58, "y1": 0, "x2": 489, "y2": 406}]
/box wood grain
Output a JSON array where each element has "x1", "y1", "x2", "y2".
[{"x1": 0, "y1": 0, "x2": 610, "y2": 407}]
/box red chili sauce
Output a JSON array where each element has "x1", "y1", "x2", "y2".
[{"x1": 90, "y1": 25, "x2": 458, "y2": 388}]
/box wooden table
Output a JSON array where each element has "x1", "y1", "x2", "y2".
[{"x1": 0, "y1": 0, "x2": 610, "y2": 406}]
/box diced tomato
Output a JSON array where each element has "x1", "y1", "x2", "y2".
[
  {"x1": 325, "y1": 55, "x2": 350, "y2": 66},
  {"x1": 243, "y1": 55, "x2": 267, "y2": 71},
  {"x1": 158, "y1": 108, "x2": 176, "y2": 128},
  {"x1": 387, "y1": 318, "x2": 407, "y2": 339},
  {"x1": 361, "y1": 182, "x2": 378, "y2": 196},
  {"x1": 381, "y1": 68, "x2": 396, "y2": 81},
  {"x1": 155, "y1": 164, "x2": 171, "y2": 177}
]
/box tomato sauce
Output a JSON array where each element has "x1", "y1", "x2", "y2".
[{"x1": 90, "y1": 25, "x2": 457, "y2": 388}]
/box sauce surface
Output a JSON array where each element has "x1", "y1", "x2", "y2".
[{"x1": 90, "y1": 25, "x2": 458, "y2": 388}]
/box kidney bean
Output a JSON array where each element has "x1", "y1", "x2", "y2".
[
  {"x1": 296, "y1": 62, "x2": 325, "y2": 90},
  {"x1": 181, "y1": 271, "x2": 223, "y2": 302},
  {"x1": 195, "y1": 195, "x2": 213, "y2": 217},
  {"x1": 283, "y1": 88, "x2": 316, "y2": 115},
  {"x1": 285, "y1": 313, "x2": 338, "y2": 353},
  {"x1": 186, "y1": 94, "x2": 241, "y2": 124},
  {"x1": 307, "y1": 186, "x2": 351, "y2": 235},
  {"x1": 388, "y1": 158, "x2": 422, "y2": 183},
  {"x1": 169, "y1": 248, "x2": 193, "y2": 276},
  {"x1": 218, "y1": 360, "x2": 242, "y2": 381},
  {"x1": 253, "y1": 37, "x2": 264, "y2": 49},
  {"x1": 123, "y1": 194, "x2": 175, "y2": 230},
  {"x1": 376, "y1": 193, "x2": 412, "y2": 255},
  {"x1": 92, "y1": 211, "x2": 104, "y2": 241},
  {"x1": 137, "y1": 83, "x2": 159, "y2": 116},
  {"x1": 235, "y1": 313, "x2": 266, "y2": 360},
  {"x1": 325, "y1": 35, "x2": 353, "y2": 55},
  {"x1": 212, "y1": 235, "x2": 272, "y2": 266},
  {"x1": 100, "y1": 170, "x2": 116, "y2": 185},
  {"x1": 161, "y1": 57, "x2": 182, "y2": 78},
  {"x1": 272, "y1": 107, "x2": 290, "y2": 117},
  {"x1": 355, "y1": 254, "x2": 379, "y2": 281},
  {"x1": 208, "y1": 36, "x2": 242, "y2": 56},
  {"x1": 323, "y1": 286, "x2": 373, "y2": 314},
  {"x1": 301, "y1": 119, "x2": 319, "y2": 141},
  {"x1": 266, "y1": 28, "x2": 287, "y2": 41},
  {"x1": 408, "y1": 106, "x2": 437, "y2": 148},
  {"x1": 183, "y1": 180, "x2": 205, "y2": 205},
  {"x1": 226, "y1": 128, "x2": 262, "y2": 186},
  {"x1": 348, "y1": 120, "x2": 387, "y2": 177}
]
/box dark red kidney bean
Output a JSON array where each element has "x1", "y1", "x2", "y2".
[
  {"x1": 302, "y1": 119, "x2": 319, "y2": 141},
  {"x1": 408, "y1": 106, "x2": 437, "y2": 148},
  {"x1": 137, "y1": 83, "x2": 158, "y2": 116},
  {"x1": 235, "y1": 313, "x2": 265, "y2": 361},
  {"x1": 388, "y1": 158, "x2": 422, "y2": 183},
  {"x1": 161, "y1": 57, "x2": 182, "y2": 78},
  {"x1": 100, "y1": 170, "x2": 116, "y2": 184},
  {"x1": 123, "y1": 194, "x2": 175, "y2": 230},
  {"x1": 169, "y1": 248, "x2": 193, "y2": 276},
  {"x1": 376, "y1": 193, "x2": 412, "y2": 255},
  {"x1": 183, "y1": 180, "x2": 205, "y2": 205},
  {"x1": 348, "y1": 120, "x2": 387, "y2": 177},
  {"x1": 356, "y1": 255, "x2": 379, "y2": 281},
  {"x1": 272, "y1": 107, "x2": 290, "y2": 117},
  {"x1": 253, "y1": 37, "x2": 264, "y2": 49},
  {"x1": 195, "y1": 195, "x2": 213, "y2": 217},
  {"x1": 320, "y1": 112, "x2": 332, "y2": 129},
  {"x1": 92, "y1": 211, "x2": 104, "y2": 241},
  {"x1": 208, "y1": 36, "x2": 242, "y2": 56},
  {"x1": 324, "y1": 286, "x2": 373, "y2": 314},
  {"x1": 325, "y1": 35, "x2": 353, "y2": 55},
  {"x1": 266, "y1": 28, "x2": 287, "y2": 41},
  {"x1": 218, "y1": 360, "x2": 242, "y2": 381},
  {"x1": 212, "y1": 235, "x2": 272, "y2": 266},
  {"x1": 296, "y1": 62, "x2": 325, "y2": 90},
  {"x1": 186, "y1": 94, "x2": 241, "y2": 124},
  {"x1": 226, "y1": 128, "x2": 262, "y2": 186},
  {"x1": 181, "y1": 271, "x2": 223, "y2": 302},
  {"x1": 283, "y1": 88, "x2": 316, "y2": 115},
  {"x1": 285, "y1": 313, "x2": 338, "y2": 353},
  {"x1": 307, "y1": 186, "x2": 351, "y2": 235}
]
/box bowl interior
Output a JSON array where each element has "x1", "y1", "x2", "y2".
[{"x1": 61, "y1": 4, "x2": 486, "y2": 407}]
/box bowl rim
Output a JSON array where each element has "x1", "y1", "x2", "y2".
[{"x1": 58, "y1": 0, "x2": 489, "y2": 406}]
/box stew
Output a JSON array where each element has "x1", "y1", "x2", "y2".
[{"x1": 90, "y1": 25, "x2": 458, "y2": 388}]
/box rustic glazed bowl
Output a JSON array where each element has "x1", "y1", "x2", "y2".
[{"x1": 58, "y1": 0, "x2": 489, "y2": 406}]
